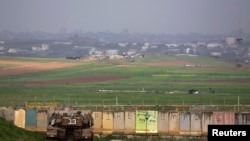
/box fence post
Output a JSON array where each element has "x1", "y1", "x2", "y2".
[{"x1": 238, "y1": 96, "x2": 240, "y2": 112}]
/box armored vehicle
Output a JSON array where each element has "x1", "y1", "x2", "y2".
[{"x1": 46, "y1": 111, "x2": 94, "y2": 141}]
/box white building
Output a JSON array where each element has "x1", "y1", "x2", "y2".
[
  {"x1": 105, "y1": 50, "x2": 118, "y2": 55},
  {"x1": 144, "y1": 42, "x2": 150, "y2": 47},
  {"x1": 8, "y1": 49, "x2": 17, "y2": 53},
  {"x1": 166, "y1": 43, "x2": 178, "y2": 48},
  {"x1": 141, "y1": 46, "x2": 149, "y2": 51},
  {"x1": 54, "y1": 41, "x2": 72, "y2": 45},
  {"x1": 118, "y1": 42, "x2": 128, "y2": 47},
  {"x1": 226, "y1": 37, "x2": 236, "y2": 46},
  {"x1": 89, "y1": 47, "x2": 96, "y2": 55},
  {"x1": 186, "y1": 48, "x2": 190, "y2": 54},
  {"x1": 197, "y1": 42, "x2": 206, "y2": 46},
  {"x1": 207, "y1": 43, "x2": 223, "y2": 48},
  {"x1": 210, "y1": 52, "x2": 221, "y2": 57},
  {"x1": 32, "y1": 44, "x2": 49, "y2": 51},
  {"x1": 41, "y1": 44, "x2": 49, "y2": 50},
  {"x1": 127, "y1": 49, "x2": 137, "y2": 56}
]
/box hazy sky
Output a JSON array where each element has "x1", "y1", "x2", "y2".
[{"x1": 0, "y1": 0, "x2": 250, "y2": 35}]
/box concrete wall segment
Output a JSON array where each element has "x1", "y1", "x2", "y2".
[
  {"x1": 158, "y1": 111, "x2": 169, "y2": 135},
  {"x1": 179, "y1": 112, "x2": 190, "y2": 135},
  {"x1": 168, "y1": 112, "x2": 179, "y2": 135},
  {"x1": 113, "y1": 111, "x2": 125, "y2": 133}
]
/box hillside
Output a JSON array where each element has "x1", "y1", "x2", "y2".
[{"x1": 0, "y1": 117, "x2": 45, "y2": 141}]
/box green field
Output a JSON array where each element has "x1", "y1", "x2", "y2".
[
  {"x1": 0, "y1": 117, "x2": 45, "y2": 141},
  {"x1": 1, "y1": 55, "x2": 250, "y2": 107}
]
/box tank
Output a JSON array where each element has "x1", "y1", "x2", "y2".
[{"x1": 46, "y1": 111, "x2": 94, "y2": 141}]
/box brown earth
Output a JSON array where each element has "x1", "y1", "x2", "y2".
[
  {"x1": 0, "y1": 60, "x2": 128, "y2": 86},
  {"x1": 0, "y1": 61, "x2": 80, "y2": 77}
]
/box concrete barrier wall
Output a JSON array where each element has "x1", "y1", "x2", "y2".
[
  {"x1": 113, "y1": 111, "x2": 125, "y2": 133},
  {"x1": 235, "y1": 113, "x2": 250, "y2": 125},
  {"x1": 37, "y1": 110, "x2": 48, "y2": 130},
  {"x1": 92, "y1": 111, "x2": 102, "y2": 133},
  {"x1": 179, "y1": 112, "x2": 190, "y2": 136},
  {"x1": 191, "y1": 112, "x2": 202, "y2": 136},
  {"x1": 224, "y1": 112, "x2": 235, "y2": 124},
  {"x1": 212, "y1": 112, "x2": 224, "y2": 125},
  {"x1": 135, "y1": 110, "x2": 158, "y2": 134},
  {"x1": 14, "y1": 109, "x2": 25, "y2": 128},
  {"x1": 158, "y1": 111, "x2": 169, "y2": 135},
  {"x1": 25, "y1": 109, "x2": 37, "y2": 128},
  {"x1": 201, "y1": 112, "x2": 212, "y2": 135},
  {"x1": 147, "y1": 111, "x2": 158, "y2": 134},
  {"x1": 102, "y1": 111, "x2": 114, "y2": 134},
  {"x1": 168, "y1": 112, "x2": 179, "y2": 135},
  {"x1": 4, "y1": 107, "x2": 250, "y2": 136},
  {"x1": 124, "y1": 111, "x2": 135, "y2": 134},
  {"x1": 1, "y1": 107, "x2": 14, "y2": 122},
  {"x1": 212, "y1": 112, "x2": 235, "y2": 125}
]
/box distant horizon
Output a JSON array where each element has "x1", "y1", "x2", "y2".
[
  {"x1": 1, "y1": 0, "x2": 250, "y2": 35},
  {"x1": 0, "y1": 29, "x2": 247, "y2": 37}
]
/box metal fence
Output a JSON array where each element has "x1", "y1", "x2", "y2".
[{"x1": 72, "y1": 104, "x2": 250, "y2": 112}]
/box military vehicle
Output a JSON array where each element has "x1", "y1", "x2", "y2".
[{"x1": 46, "y1": 111, "x2": 94, "y2": 141}]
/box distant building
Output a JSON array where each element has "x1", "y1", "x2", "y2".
[
  {"x1": 207, "y1": 43, "x2": 223, "y2": 48},
  {"x1": 144, "y1": 42, "x2": 150, "y2": 47},
  {"x1": 54, "y1": 41, "x2": 72, "y2": 45},
  {"x1": 210, "y1": 52, "x2": 221, "y2": 57},
  {"x1": 165, "y1": 43, "x2": 178, "y2": 48},
  {"x1": 186, "y1": 48, "x2": 196, "y2": 54},
  {"x1": 197, "y1": 42, "x2": 206, "y2": 47},
  {"x1": 32, "y1": 44, "x2": 49, "y2": 51},
  {"x1": 185, "y1": 43, "x2": 197, "y2": 48},
  {"x1": 88, "y1": 47, "x2": 96, "y2": 55},
  {"x1": 105, "y1": 50, "x2": 118, "y2": 55},
  {"x1": 226, "y1": 37, "x2": 236, "y2": 46},
  {"x1": 8, "y1": 48, "x2": 29, "y2": 53},
  {"x1": 118, "y1": 42, "x2": 128, "y2": 47},
  {"x1": 141, "y1": 46, "x2": 148, "y2": 51},
  {"x1": 8, "y1": 49, "x2": 17, "y2": 53},
  {"x1": 127, "y1": 49, "x2": 137, "y2": 56},
  {"x1": 94, "y1": 51, "x2": 103, "y2": 56}
]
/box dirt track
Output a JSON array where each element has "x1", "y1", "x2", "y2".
[{"x1": 0, "y1": 61, "x2": 80, "y2": 76}]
